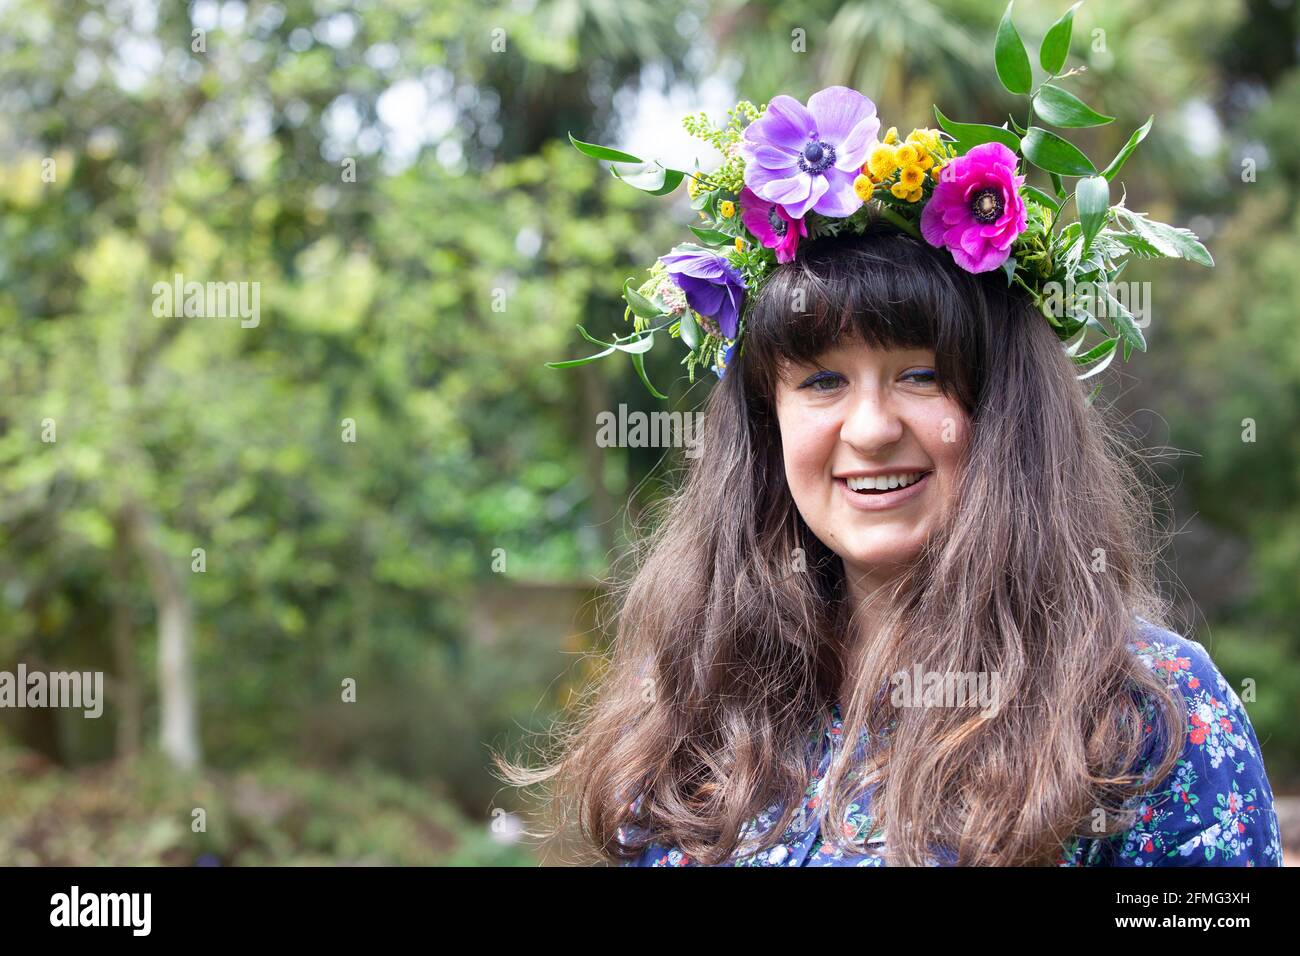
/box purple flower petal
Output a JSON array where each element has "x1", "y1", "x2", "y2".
[
  {"x1": 811, "y1": 167, "x2": 863, "y2": 217},
  {"x1": 782, "y1": 173, "x2": 829, "y2": 219},
  {"x1": 807, "y1": 86, "x2": 876, "y2": 147},
  {"x1": 834, "y1": 117, "x2": 882, "y2": 172},
  {"x1": 746, "y1": 94, "x2": 815, "y2": 151}
]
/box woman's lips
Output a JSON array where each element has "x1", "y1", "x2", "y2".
[{"x1": 836, "y1": 471, "x2": 932, "y2": 511}]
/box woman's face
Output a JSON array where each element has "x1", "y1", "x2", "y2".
[{"x1": 773, "y1": 340, "x2": 970, "y2": 585}]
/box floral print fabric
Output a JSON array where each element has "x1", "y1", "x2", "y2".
[{"x1": 619, "y1": 622, "x2": 1283, "y2": 867}]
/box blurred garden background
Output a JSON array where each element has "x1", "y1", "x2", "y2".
[{"x1": 0, "y1": 0, "x2": 1297, "y2": 865}]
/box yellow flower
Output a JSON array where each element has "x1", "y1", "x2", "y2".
[
  {"x1": 907, "y1": 128, "x2": 941, "y2": 152},
  {"x1": 890, "y1": 181, "x2": 912, "y2": 200},
  {"x1": 687, "y1": 175, "x2": 701, "y2": 198},
  {"x1": 899, "y1": 165, "x2": 925, "y2": 190},
  {"x1": 917, "y1": 152, "x2": 935, "y2": 171},
  {"x1": 735, "y1": 237, "x2": 745, "y2": 252},
  {"x1": 931, "y1": 163, "x2": 945, "y2": 182},
  {"x1": 719, "y1": 200, "x2": 736, "y2": 218},
  {"x1": 883, "y1": 126, "x2": 899, "y2": 145},
  {"x1": 895, "y1": 144, "x2": 920, "y2": 166},
  {"x1": 906, "y1": 186, "x2": 923, "y2": 203},
  {"x1": 853, "y1": 175, "x2": 877, "y2": 201},
  {"x1": 867, "y1": 144, "x2": 899, "y2": 180}
]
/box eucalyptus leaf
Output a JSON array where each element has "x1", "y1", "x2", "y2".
[
  {"x1": 1033, "y1": 84, "x2": 1114, "y2": 128},
  {"x1": 1022, "y1": 184, "x2": 1061, "y2": 212},
  {"x1": 1021, "y1": 127, "x2": 1096, "y2": 176},
  {"x1": 1039, "y1": 1, "x2": 1083, "y2": 74},
  {"x1": 1075, "y1": 175, "x2": 1110, "y2": 253},
  {"x1": 610, "y1": 161, "x2": 685, "y2": 196},
  {"x1": 1077, "y1": 341, "x2": 1120, "y2": 380},
  {"x1": 578, "y1": 323, "x2": 659, "y2": 355},
  {"x1": 689, "y1": 225, "x2": 734, "y2": 246},
  {"x1": 622, "y1": 279, "x2": 663, "y2": 319},
  {"x1": 1071, "y1": 336, "x2": 1118, "y2": 365},
  {"x1": 567, "y1": 132, "x2": 643, "y2": 164},
  {"x1": 631, "y1": 350, "x2": 668, "y2": 399},
  {"x1": 678, "y1": 310, "x2": 701, "y2": 350},
  {"x1": 933, "y1": 105, "x2": 1022, "y2": 152},
  {"x1": 545, "y1": 347, "x2": 615, "y2": 369},
  {"x1": 995, "y1": 2, "x2": 1033, "y2": 95},
  {"x1": 1101, "y1": 116, "x2": 1154, "y2": 181}
]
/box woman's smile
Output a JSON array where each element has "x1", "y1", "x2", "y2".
[{"x1": 834, "y1": 469, "x2": 934, "y2": 511}]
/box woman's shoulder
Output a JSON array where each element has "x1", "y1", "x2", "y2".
[{"x1": 1093, "y1": 617, "x2": 1285, "y2": 866}]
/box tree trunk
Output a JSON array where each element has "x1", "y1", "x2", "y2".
[
  {"x1": 123, "y1": 499, "x2": 201, "y2": 771},
  {"x1": 110, "y1": 509, "x2": 143, "y2": 763}
]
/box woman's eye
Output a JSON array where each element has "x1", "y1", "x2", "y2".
[
  {"x1": 798, "y1": 370, "x2": 845, "y2": 392},
  {"x1": 902, "y1": 368, "x2": 937, "y2": 385}
]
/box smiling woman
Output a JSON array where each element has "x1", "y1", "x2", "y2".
[{"x1": 496, "y1": 227, "x2": 1282, "y2": 868}]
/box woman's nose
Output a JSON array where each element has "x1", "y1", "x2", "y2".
[{"x1": 839, "y1": 388, "x2": 905, "y2": 453}]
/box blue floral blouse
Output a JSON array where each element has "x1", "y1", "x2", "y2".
[{"x1": 618, "y1": 622, "x2": 1284, "y2": 866}]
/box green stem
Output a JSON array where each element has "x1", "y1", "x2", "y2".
[{"x1": 872, "y1": 202, "x2": 922, "y2": 240}]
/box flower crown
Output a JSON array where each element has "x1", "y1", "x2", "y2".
[{"x1": 550, "y1": 2, "x2": 1212, "y2": 400}]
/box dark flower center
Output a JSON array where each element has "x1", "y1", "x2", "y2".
[
  {"x1": 798, "y1": 135, "x2": 836, "y2": 174},
  {"x1": 970, "y1": 188, "x2": 1004, "y2": 224},
  {"x1": 767, "y1": 206, "x2": 788, "y2": 237}
]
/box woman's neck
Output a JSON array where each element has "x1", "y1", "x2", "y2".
[{"x1": 838, "y1": 560, "x2": 906, "y2": 707}]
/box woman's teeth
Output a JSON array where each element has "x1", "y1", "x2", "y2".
[{"x1": 846, "y1": 472, "x2": 926, "y2": 493}]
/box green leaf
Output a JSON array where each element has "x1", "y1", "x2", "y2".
[
  {"x1": 1077, "y1": 339, "x2": 1120, "y2": 380},
  {"x1": 623, "y1": 279, "x2": 664, "y2": 319},
  {"x1": 1039, "y1": 1, "x2": 1083, "y2": 74},
  {"x1": 1075, "y1": 175, "x2": 1110, "y2": 253},
  {"x1": 1101, "y1": 116, "x2": 1153, "y2": 181},
  {"x1": 1112, "y1": 208, "x2": 1214, "y2": 266},
  {"x1": 933, "y1": 105, "x2": 1021, "y2": 152},
  {"x1": 631, "y1": 350, "x2": 668, "y2": 399},
  {"x1": 568, "y1": 132, "x2": 642, "y2": 164},
  {"x1": 689, "y1": 225, "x2": 734, "y2": 246},
  {"x1": 610, "y1": 161, "x2": 685, "y2": 196},
  {"x1": 1070, "y1": 336, "x2": 1117, "y2": 365},
  {"x1": 576, "y1": 324, "x2": 658, "y2": 354},
  {"x1": 1105, "y1": 289, "x2": 1147, "y2": 353},
  {"x1": 1032, "y1": 84, "x2": 1114, "y2": 128},
  {"x1": 1021, "y1": 127, "x2": 1096, "y2": 176},
  {"x1": 1022, "y1": 184, "x2": 1061, "y2": 212},
  {"x1": 1008, "y1": 114, "x2": 1027, "y2": 136},
  {"x1": 995, "y1": 2, "x2": 1033, "y2": 95},
  {"x1": 1001, "y1": 257, "x2": 1017, "y2": 286},
  {"x1": 545, "y1": 347, "x2": 615, "y2": 369},
  {"x1": 1107, "y1": 230, "x2": 1163, "y2": 259},
  {"x1": 1050, "y1": 172, "x2": 1066, "y2": 198},
  {"x1": 678, "y1": 310, "x2": 701, "y2": 350}
]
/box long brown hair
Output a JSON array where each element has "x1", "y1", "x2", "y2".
[{"x1": 497, "y1": 225, "x2": 1186, "y2": 866}]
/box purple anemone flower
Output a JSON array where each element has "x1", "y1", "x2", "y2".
[
  {"x1": 919, "y1": 142, "x2": 1027, "y2": 274},
  {"x1": 739, "y1": 86, "x2": 880, "y2": 220},
  {"x1": 658, "y1": 245, "x2": 746, "y2": 340},
  {"x1": 739, "y1": 186, "x2": 807, "y2": 263}
]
